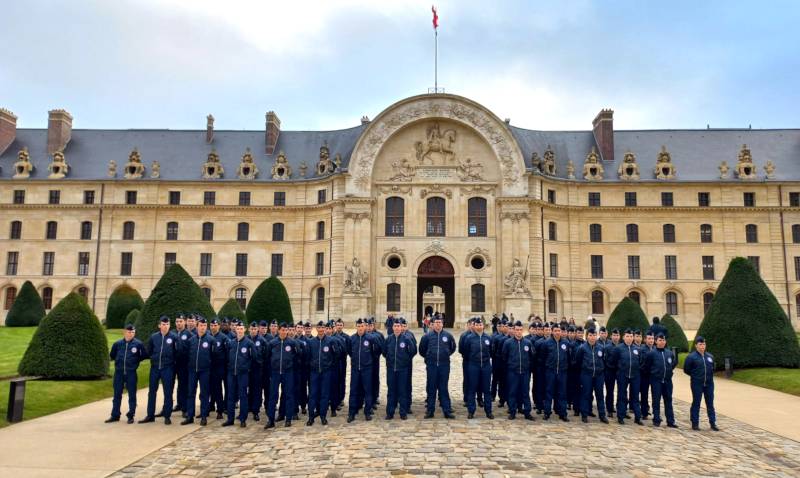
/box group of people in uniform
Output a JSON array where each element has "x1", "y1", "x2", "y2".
[{"x1": 106, "y1": 313, "x2": 719, "y2": 432}]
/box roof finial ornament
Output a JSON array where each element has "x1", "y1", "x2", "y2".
[
  {"x1": 618, "y1": 150, "x2": 639, "y2": 180},
  {"x1": 237, "y1": 148, "x2": 258, "y2": 180},
  {"x1": 735, "y1": 144, "x2": 757, "y2": 180},
  {"x1": 582, "y1": 146, "x2": 603, "y2": 181},
  {"x1": 201, "y1": 148, "x2": 224, "y2": 179},
  {"x1": 654, "y1": 145, "x2": 675, "y2": 180}
]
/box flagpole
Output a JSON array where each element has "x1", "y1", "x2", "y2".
[{"x1": 435, "y1": 28, "x2": 438, "y2": 92}]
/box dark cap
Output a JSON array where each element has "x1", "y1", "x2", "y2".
[
  {"x1": 124, "y1": 324, "x2": 135, "y2": 331},
  {"x1": 210, "y1": 318, "x2": 220, "y2": 325},
  {"x1": 259, "y1": 320, "x2": 268, "y2": 327},
  {"x1": 633, "y1": 329, "x2": 642, "y2": 335},
  {"x1": 270, "y1": 320, "x2": 278, "y2": 326},
  {"x1": 611, "y1": 328, "x2": 620, "y2": 334},
  {"x1": 599, "y1": 326, "x2": 607, "y2": 332},
  {"x1": 624, "y1": 328, "x2": 633, "y2": 335},
  {"x1": 695, "y1": 336, "x2": 705, "y2": 344},
  {"x1": 567, "y1": 326, "x2": 576, "y2": 332},
  {"x1": 656, "y1": 333, "x2": 666, "y2": 340},
  {"x1": 513, "y1": 321, "x2": 523, "y2": 327},
  {"x1": 356, "y1": 318, "x2": 364, "y2": 325},
  {"x1": 316, "y1": 320, "x2": 326, "y2": 327},
  {"x1": 279, "y1": 322, "x2": 288, "y2": 329},
  {"x1": 159, "y1": 316, "x2": 170, "y2": 324},
  {"x1": 587, "y1": 328, "x2": 597, "y2": 334},
  {"x1": 197, "y1": 317, "x2": 207, "y2": 324}
]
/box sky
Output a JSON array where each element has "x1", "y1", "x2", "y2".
[{"x1": 2, "y1": 0, "x2": 799, "y2": 131}]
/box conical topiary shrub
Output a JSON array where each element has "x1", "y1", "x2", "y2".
[
  {"x1": 105, "y1": 284, "x2": 144, "y2": 329},
  {"x1": 606, "y1": 297, "x2": 650, "y2": 334},
  {"x1": 247, "y1": 277, "x2": 293, "y2": 325},
  {"x1": 697, "y1": 257, "x2": 800, "y2": 369},
  {"x1": 218, "y1": 298, "x2": 246, "y2": 322},
  {"x1": 126, "y1": 309, "x2": 141, "y2": 328},
  {"x1": 660, "y1": 314, "x2": 689, "y2": 353},
  {"x1": 18, "y1": 292, "x2": 109, "y2": 378},
  {"x1": 4, "y1": 281, "x2": 46, "y2": 327},
  {"x1": 135, "y1": 263, "x2": 214, "y2": 340}
]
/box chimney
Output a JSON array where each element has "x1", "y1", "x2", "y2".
[
  {"x1": 206, "y1": 114, "x2": 214, "y2": 144},
  {"x1": 0, "y1": 108, "x2": 17, "y2": 156},
  {"x1": 592, "y1": 108, "x2": 614, "y2": 162},
  {"x1": 265, "y1": 111, "x2": 280, "y2": 155},
  {"x1": 47, "y1": 109, "x2": 73, "y2": 155},
  {"x1": 361, "y1": 115, "x2": 370, "y2": 125}
]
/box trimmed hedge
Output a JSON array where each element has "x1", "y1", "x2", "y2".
[
  {"x1": 105, "y1": 284, "x2": 144, "y2": 329},
  {"x1": 606, "y1": 297, "x2": 650, "y2": 333},
  {"x1": 135, "y1": 264, "x2": 214, "y2": 340},
  {"x1": 697, "y1": 257, "x2": 800, "y2": 369},
  {"x1": 126, "y1": 309, "x2": 141, "y2": 329},
  {"x1": 660, "y1": 314, "x2": 689, "y2": 353},
  {"x1": 4, "y1": 281, "x2": 46, "y2": 327},
  {"x1": 247, "y1": 277, "x2": 293, "y2": 325},
  {"x1": 218, "y1": 298, "x2": 246, "y2": 322},
  {"x1": 18, "y1": 292, "x2": 109, "y2": 378}
]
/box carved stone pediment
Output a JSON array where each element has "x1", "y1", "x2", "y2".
[
  {"x1": 583, "y1": 146, "x2": 603, "y2": 181},
  {"x1": 13, "y1": 147, "x2": 33, "y2": 179},
  {"x1": 457, "y1": 157, "x2": 484, "y2": 181},
  {"x1": 735, "y1": 144, "x2": 757, "y2": 180},
  {"x1": 654, "y1": 146, "x2": 676, "y2": 180},
  {"x1": 124, "y1": 149, "x2": 146, "y2": 179},
  {"x1": 415, "y1": 122, "x2": 456, "y2": 165},
  {"x1": 237, "y1": 148, "x2": 259, "y2": 180},
  {"x1": 316, "y1": 143, "x2": 335, "y2": 176},
  {"x1": 271, "y1": 151, "x2": 292, "y2": 180},
  {"x1": 419, "y1": 184, "x2": 452, "y2": 199},
  {"x1": 48, "y1": 151, "x2": 69, "y2": 179},
  {"x1": 202, "y1": 149, "x2": 224, "y2": 179},
  {"x1": 388, "y1": 158, "x2": 415, "y2": 181},
  {"x1": 618, "y1": 150, "x2": 640, "y2": 180}
]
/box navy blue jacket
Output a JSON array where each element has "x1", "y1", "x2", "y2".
[
  {"x1": 464, "y1": 333, "x2": 493, "y2": 368},
  {"x1": 572, "y1": 341, "x2": 605, "y2": 377},
  {"x1": 111, "y1": 338, "x2": 147, "y2": 373},
  {"x1": 602, "y1": 340, "x2": 620, "y2": 370},
  {"x1": 458, "y1": 330, "x2": 473, "y2": 359},
  {"x1": 491, "y1": 333, "x2": 510, "y2": 360},
  {"x1": 187, "y1": 332, "x2": 215, "y2": 373},
  {"x1": 383, "y1": 333, "x2": 417, "y2": 371},
  {"x1": 249, "y1": 333, "x2": 269, "y2": 370},
  {"x1": 541, "y1": 337, "x2": 570, "y2": 373},
  {"x1": 348, "y1": 333, "x2": 380, "y2": 370},
  {"x1": 265, "y1": 337, "x2": 299, "y2": 373},
  {"x1": 502, "y1": 336, "x2": 536, "y2": 374},
  {"x1": 226, "y1": 336, "x2": 258, "y2": 375},
  {"x1": 292, "y1": 337, "x2": 307, "y2": 372},
  {"x1": 683, "y1": 351, "x2": 715, "y2": 384},
  {"x1": 369, "y1": 330, "x2": 386, "y2": 361},
  {"x1": 209, "y1": 331, "x2": 228, "y2": 368},
  {"x1": 418, "y1": 330, "x2": 456, "y2": 366},
  {"x1": 307, "y1": 335, "x2": 339, "y2": 373},
  {"x1": 611, "y1": 343, "x2": 642, "y2": 378},
  {"x1": 638, "y1": 344, "x2": 655, "y2": 375},
  {"x1": 534, "y1": 337, "x2": 549, "y2": 368},
  {"x1": 175, "y1": 328, "x2": 192, "y2": 363},
  {"x1": 645, "y1": 347, "x2": 676, "y2": 383},
  {"x1": 147, "y1": 331, "x2": 179, "y2": 370}
]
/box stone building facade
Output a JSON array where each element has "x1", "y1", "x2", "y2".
[{"x1": 1, "y1": 95, "x2": 799, "y2": 329}]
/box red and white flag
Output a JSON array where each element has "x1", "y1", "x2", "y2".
[{"x1": 432, "y1": 5, "x2": 439, "y2": 30}]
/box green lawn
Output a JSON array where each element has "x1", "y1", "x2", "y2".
[
  {"x1": 0, "y1": 327, "x2": 150, "y2": 428},
  {"x1": 730, "y1": 368, "x2": 800, "y2": 397}
]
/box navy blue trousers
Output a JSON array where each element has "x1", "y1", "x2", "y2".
[
  {"x1": 248, "y1": 366, "x2": 263, "y2": 414},
  {"x1": 209, "y1": 365, "x2": 225, "y2": 413},
  {"x1": 544, "y1": 369, "x2": 567, "y2": 417},
  {"x1": 348, "y1": 366, "x2": 373, "y2": 417},
  {"x1": 187, "y1": 369, "x2": 210, "y2": 419},
  {"x1": 616, "y1": 373, "x2": 641, "y2": 420},
  {"x1": 603, "y1": 367, "x2": 616, "y2": 414},
  {"x1": 308, "y1": 369, "x2": 332, "y2": 419},
  {"x1": 689, "y1": 379, "x2": 716, "y2": 425},
  {"x1": 534, "y1": 365, "x2": 546, "y2": 410},
  {"x1": 386, "y1": 367, "x2": 411, "y2": 416},
  {"x1": 175, "y1": 362, "x2": 188, "y2": 411},
  {"x1": 506, "y1": 370, "x2": 531, "y2": 415},
  {"x1": 491, "y1": 358, "x2": 506, "y2": 402},
  {"x1": 111, "y1": 368, "x2": 138, "y2": 419},
  {"x1": 651, "y1": 379, "x2": 675, "y2": 425},
  {"x1": 466, "y1": 364, "x2": 492, "y2": 415},
  {"x1": 580, "y1": 372, "x2": 605, "y2": 418},
  {"x1": 268, "y1": 371, "x2": 294, "y2": 422},
  {"x1": 226, "y1": 371, "x2": 249, "y2": 422},
  {"x1": 425, "y1": 362, "x2": 452, "y2": 413},
  {"x1": 146, "y1": 366, "x2": 174, "y2": 418},
  {"x1": 640, "y1": 374, "x2": 651, "y2": 416}
]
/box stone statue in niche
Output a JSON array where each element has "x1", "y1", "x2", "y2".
[
  {"x1": 107, "y1": 160, "x2": 117, "y2": 178},
  {"x1": 542, "y1": 146, "x2": 556, "y2": 175},
  {"x1": 764, "y1": 160, "x2": 776, "y2": 179},
  {"x1": 343, "y1": 257, "x2": 369, "y2": 293},
  {"x1": 415, "y1": 122, "x2": 456, "y2": 165},
  {"x1": 48, "y1": 150, "x2": 69, "y2": 179},
  {"x1": 582, "y1": 146, "x2": 604, "y2": 181},
  {"x1": 719, "y1": 161, "x2": 730, "y2": 179},
  {"x1": 654, "y1": 145, "x2": 676, "y2": 180},
  {"x1": 201, "y1": 149, "x2": 224, "y2": 179},
  {"x1": 237, "y1": 148, "x2": 259, "y2": 180},
  {"x1": 124, "y1": 148, "x2": 146, "y2": 179},
  {"x1": 13, "y1": 147, "x2": 34, "y2": 179},
  {"x1": 151, "y1": 161, "x2": 161, "y2": 179},
  {"x1": 271, "y1": 151, "x2": 292, "y2": 179},
  {"x1": 618, "y1": 150, "x2": 640, "y2": 180},
  {"x1": 503, "y1": 258, "x2": 529, "y2": 295},
  {"x1": 457, "y1": 157, "x2": 484, "y2": 181},
  {"x1": 735, "y1": 144, "x2": 757, "y2": 180},
  {"x1": 388, "y1": 158, "x2": 415, "y2": 181}
]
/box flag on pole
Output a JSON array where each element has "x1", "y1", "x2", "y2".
[{"x1": 432, "y1": 5, "x2": 439, "y2": 30}]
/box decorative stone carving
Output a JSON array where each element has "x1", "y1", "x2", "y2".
[
  {"x1": 500, "y1": 212, "x2": 529, "y2": 223},
  {"x1": 343, "y1": 257, "x2": 368, "y2": 293},
  {"x1": 343, "y1": 212, "x2": 371, "y2": 221},
  {"x1": 654, "y1": 145, "x2": 676, "y2": 180},
  {"x1": 618, "y1": 150, "x2": 640, "y2": 180},
  {"x1": 381, "y1": 247, "x2": 406, "y2": 267},
  {"x1": 764, "y1": 160, "x2": 776, "y2": 180},
  {"x1": 719, "y1": 161, "x2": 730, "y2": 179},
  {"x1": 13, "y1": 147, "x2": 33, "y2": 179},
  {"x1": 419, "y1": 185, "x2": 452, "y2": 198},
  {"x1": 735, "y1": 144, "x2": 757, "y2": 180},
  {"x1": 388, "y1": 158, "x2": 415, "y2": 181},
  {"x1": 531, "y1": 152, "x2": 542, "y2": 172},
  {"x1": 48, "y1": 151, "x2": 69, "y2": 179},
  {"x1": 542, "y1": 146, "x2": 556, "y2": 175},
  {"x1": 503, "y1": 258, "x2": 529, "y2": 295},
  {"x1": 582, "y1": 146, "x2": 604, "y2": 181},
  {"x1": 461, "y1": 185, "x2": 495, "y2": 196},
  {"x1": 457, "y1": 157, "x2": 484, "y2": 181},
  {"x1": 425, "y1": 239, "x2": 445, "y2": 256},
  {"x1": 566, "y1": 160, "x2": 575, "y2": 179},
  {"x1": 107, "y1": 160, "x2": 117, "y2": 178},
  {"x1": 299, "y1": 161, "x2": 308, "y2": 178},
  {"x1": 378, "y1": 185, "x2": 412, "y2": 196},
  {"x1": 201, "y1": 149, "x2": 224, "y2": 179},
  {"x1": 415, "y1": 123, "x2": 456, "y2": 165},
  {"x1": 334, "y1": 154, "x2": 342, "y2": 170},
  {"x1": 237, "y1": 148, "x2": 259, "y2": 180},
  {"x1": 316, "y1": 143, "x2": 335, "y2": 175},
  {"x1": 271, "y1": 151, "x2": 292, "y2": 179},
  {"x1": 465, "y1": 247, "x2": 491, "y2": 268},
  {"x1": 124, "y1": 149, "x2": 146, "y2": 179},
  {"x1": 151, "y1": 161, "x2": 161, "y2": 179}
]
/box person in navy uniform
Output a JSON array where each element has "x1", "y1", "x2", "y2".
[
  {"x1": 502, "y1": 321, "x2": 535, "y2": 420},
  {"x1": 542, "y1": 325, "x2": 570, "y2": 421},
  {"x1": 400, "y1": 318, "x2": 416, "y2": 412},
  {"x1": 683, "y1": 336, "x2": 718, "y2": 431},
  {"x1": 289, "y1": 323, "x2": 308, "y2": 419},
  {"x1": 602, "y1": 328, "x2": 620, "y2": 417},
  {"x1": 464, "y1": 317, "x2": 494, "y2": 419},
  {"x1": 245, "y1": 321, "x2": 267, "y2": 422},
  {"x1": 334, "y1": 319, "x2": 350, "y2": 413},
  {"x1": 490, "y1": 320, "x2": 509, "y2": 408},
  {"x1": 419, "y1": 315, "x2": 456, "y2": 419},
  {"x1": 181, "y1": 317, "x2": 214, "y2": 426},
  {"x1": 208, "y1": 318, "x2": 228, "y2": 420},
  {"x1": 140, "y1": 316, "x2": 178, "y2": 424},
  {"x1": 347, "y1": 318, "x2": 380, "y2": 422},
  {"x1": 533, "y1": 322, "x2": 550, "y2": 414},
  {"x1": 306, "y1": 321, "x2": 339, "y2": 426},
  {"x1": 644, "y1": 333, "x2": 678, "y2": 428},
  {"x1": 383, "y1": 318, "x2": 417, "y2": 420},
  {"x1": 106, "y1": 324, "x2": 147, "y2": 424},
  {"x1": 458, "y1": 319, "x2": 475, "y2": 408},
  {"x1": 223, "y1": 320, "x2": 258, "y2": 428},
  {"x1": 263, "y1": 323, "x2": 297, "y2": 428},
  {"x1": 173, "y1": 314, "x2": 191, "y2": 417},
  {"x1": 610, "y1": 329, "x2": 643, "y2": 425},
  {"x1": 572, "y1": 327, "x2": 608, "y2": 424},
  {"x1": 367, "y1": 318, "x2": 385, "y2": 413},
  {"x1": 639, "y1": 331, "x2": 656, "y2": 419}
]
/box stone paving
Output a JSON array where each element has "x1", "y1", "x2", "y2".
[{"x1": 111, "y1": 336, "x2": 800, "y2": 478}]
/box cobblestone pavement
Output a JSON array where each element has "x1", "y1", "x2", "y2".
[{"x1": 112, "y1": 336, "x2": 800, "y2": 478}]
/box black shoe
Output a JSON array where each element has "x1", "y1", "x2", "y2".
[
  {"x1": 400, "y1": 414, "x2": 407, "y2": 420},
  {"x1": 625, "y1": 414, "x2": 632, "y2": 419},
  {"x1": 543, "y1": 413, "x2": 551, "y2": 421},
  {"x1": 181, "y1": 412, "x2": 187, "y2": 418},
  {"x1": 127, "y1": 417, "x2": 134, "y2": 424},
  {"x1": 347, "y1": 415, "x2": 355, "y2": 423},
  {"x1": 508, "y1": 414, "x2": 516, "y2": 420},
  {"x1": 667, "y1": 423, "x2": 678, "y2": 429},
  {"x1": 302, "y1": 407, "x2": 307, "y2": 415},
  {"x1": 573, "y1": 409, "x2": 580, "y2": 417},
  {"x1": 173, "y1": 405, "x2": 183, "y2": 412},
  {"x1": 581, "y1": 416, "x2": 588, "y2": 423},
  {"x1": 588, "y1": 412, "x2": 596, "y2": 417},
  {"x1": 330, "y1": 409, "x2": 337, "y2": 417},
  {"x1": 559, "y1": 415, "x2": 569, "y2": 422},
  {"x1": 524, "y1": 413, "x2": 534, "y2": 421},
  {"x1": 277, "y1": 415, "x2": 285, "y2": 422},
  {"x1": 305, "y1": 418, "x2": 314, "y2": 426},
  {"x1": 180, "y1": 418, "x2": 194, "y2": 425},
  {"x1": 653, "y1": 422, "x2": 661, "y2": 427},
  {"x1": 320, "y1": 417, "x2": 328, "y2": 425},
  {"x1": 600, "y1": 417, "x2": 609, "y2": 424},
  {"x1": 222, "y1": 420, "x2": 234, "y2": 427},
  {"x1": 365, "y1": 414, "x2": 373, "y2": 421},
  {"x1": 468, "y1": 412, "x2": 475, "y2": 419},
  {"x1": 642, "y1": 413, "x2": 650, "y2": 419},
  {"x1": 164, "y1": 417, "x2": 172, "y2": 425},
  {"x1": 498, "y1": 401, "x2": 505, "y2": 408},
  {"x1": 200, "y1": 417, "x2": 207, "y2": 426},
  {"x1": 155, "y1": 411, "x2": 164, "y2": 418},
  {"x1": 692, "y1": 424, "x2": 700, "y2": 431},
  {"x1": 444, "y1": 413, "x2": 455, "y2": 419},
  {"x1": 486, "y1": 413, "x2": 494, "y2": 420},
  {"x1": 618, "y1": 418, "x2": 625, "y2": 425},
  {"x1": 477, "y1": 400, "x2": 484, "y2": 408},
  {"x1": 216, "y1": 412, "x2": 223, "y2": 420},
  {"x1": 104, "y1": 416, "x2": 120, "y2": 423},
  {"x1": 424, "y1": 411, "x2": 434, "y2": 419},
  {"x1": 710, "y1": 424, "x2": 719, "y2": 431},
  {"x1": 139, "y1": 416, "x2": 155, "y2": 424},
  {"x1": 284, "y1": 420, "x2": 291, "y2": 427},
  {"x1": 535, "y1": 409, "x2": 542, "y2": 415},
  {"x1": 608, "y1": 411, "x2": 614, "y2": 417},
  {"x1": 635, "y1": 419, "x2": 643, "y2": 426},
  {"x1": 264, "y1": 420, "x2": 275, "y2": 429},
  {"x1": 253, "y1": 413, "x2": 260, "y2": 422},
  {"x1": 385, "y1": 415, "x2": 394, "y2": 420},
  {"x1": 240, "y1": 421, "x2": 247, "y2": 428}
]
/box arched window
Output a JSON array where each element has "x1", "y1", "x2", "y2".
[
  {"x1": 467, "y1": 197, "x2": 487, "y2": 237},
  {"x1": 548, "y1": 221, "x2": 557, "y2": 241},
  {"x1": 166, "y1": 221, "x2": 179, "y2": 240},
  {"x1": 626, "y1": 224, "x2": 638, "y2": 243},
  {"x1": 665, "y1": 291, "x2": 678, "y2": 315},
  {"x1": 385, "y1": 197, "x2": 404, "y2": 237},
  {"x1": 703, "y1": 292, "x2": 714, "y2": 315},
  {"x1": 387, "y1": 283, "x2": 401, "y2": 312},
  {"x1": 591, "y1": 290, "x2": 604, "y2": 315},
  {"x1": 77, "y1": 286, "x2": 89, "y2": 301},
  {"x1": 547, "y1": 289, "x2": 557, "y2": 315},
  {"x1": 628, "y1": 290, "x2": 641, "y2": 305},
  {"x1": 796, "y1": 294, "x2": 800, "y2": 318},
  {"x1": 10, "y1": 220, "x2": 22, "y2": 240},
  {"x1": 235, "y1": 287, "x2": 247, "y2": 310},
  {"x1": 122, "y1": 221, "x2": 135, "y2": 240},
  {"x1": 201, "y1": 287, "x2": 211, "y2": 300},
  {"x1": 745, "y1": 224, "x2": 758, "y2": 243},
  {"x1": 589, "y1": 224, "x2": 602, "y2": 242},
  {"x1": 202, "y1": 222, "x2": 214, "y2": 241},
  {"x1": 237, "y1": 222, "x2": 249, "y2": 241},
  {"x1": 80, "y1": 221, "x2": 92, "y2": 240},
  {"x1": 471, "y1": 284, "x2": 485, "y2": 312},
  {"x1": 663, "y1": 224, "x2": 675, "y2": 243},
  {"x1": 4, "y1": 286, "x2": 17, "y2": 310},
  {"x1": 316, "y1": 221, "x2": 325, "y2": 240},
  {"x1": 42, "y1": 287, "x2": 53, "y2": 310},
  {"x1": 426, "y1": 197, "x2": 446, "y2": 237},
  {"x1": 793, "y1": 225, "x2": 800, "y2": 244},
  {"x1": 700, "y1": 224, "x2": 713, "y2": 243},
  {"x1": 272, "y1": 223, "x2": 284, "y2": 241},
  {"x1": 315, "y1": 287, "x2": 326, "y2": 312},
  {"x1": 46, "y1": 221, "x2": 58, "y2": 240}
]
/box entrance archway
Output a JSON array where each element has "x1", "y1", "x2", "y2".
[{"x1": 417, "y1": 256, "x2": 455, "y2": 328}]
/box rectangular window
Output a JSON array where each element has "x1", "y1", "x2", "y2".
[
  {"x1": 588, "y1": 192, "x2": 601, "y2": 207},
  {"x1": 548, "y1": 221, "x2": 557, "y2": 241},
  {"x1": 748, "y1": 256, "x2": 760, "y2": 275},
  {"x1": 316, "y1": 221, "x2": 325, "y2": 240},
  {"x1": 166, "y1": 222, "x2": 179, "y2": 241},
  {"x1": 169, "y1": 191, "x2": 181, "y2": 205},
  {"x1": 628, "y1": 255, "x2": 640, "y2": 280},
  {"x1": 316, "y1": 288, "x2": 325, "y2": 312},
  {"x1": 471, "y1": 285, "x2": 485, "y2": 313},
  {"x1": 78, "y1": 252, "x2": 90, "y2": 276},
  {"x1": 700, "y1": 224, "x2": 713, "y2": 243},
  {"x1": 84, "y1": 190, "x2": 95, "y2": 205},
  {"x1": 624, "y1": 192, "x2": 637, "y2": 207},
  {"x1": 239, "y1": 191, "x2": 251, "y2": 206},
  {"x1": 698, "y1": 192, "x2": 710, "y2": 207},
  {"x1": 547, "y1": 189, "x2": 556, "y2": 204},
  {"x1": 6, "y1": 251, "x2": 18, "y2": 276},
  {"x1": 591, "y1": 255, "x2": 603, "y2": 279},
  {"x1": 665, "y1": 255, "x2": 678, "y2": 280},
  {"x1": 42, "y1": 251, "x2": 55, "y2": 276},
  {"x1": 202, "y1": 222, "x2": 214, "y2": 241},
  {"x1": 795, "y1": 257, "x2": 800, "y2": 281},
  {"x1": 80, "y1": 221, "x2": 92, "y2": 240},
  {"x1": 271, "y1": 253, "x2": 284, "y2": 277},
  {"x1": 126, "y1": 191, "x2": 138, "y2": 205},
  {"x1": 164, "y1": 252, "x2": 176, "y2": 272},
  {"x1": 626, "y1": 224, "x2": 639, "y2": 242},
  {"x1": 274, "y1": 191, "x2": 286, "y2": 206},
  {"x1": 316, "y1": 252, "x2": 324, "y2": 276},
  {"x1": 200, "y1": 253, "x2": 212, "y2": 276},
  {"x1": 13, "y1": 190, "x2": 25, "y2": 204},
  {"x1": 790, "y1": 192, "x2": 800, "y2": 207},
  {"x1": 467, "y1": 197, "x2": 487, "y2": 237},
  {"x1": 549, "y1": 253, "x2": 558, "y2": 277},
  {"x1": 661, "y1": 192, "x2": 674, "y2": 207},
  {"x1": 702, "y1": 256, "x2": 715, "y2": 280},
  {"x1": 120, "y1": 252, "x2": 132, "y2": 276},
  {"x1": 235, "y1": 253, "x2": 248, "y2": 277},
  {"x1": 203, "y1": 191, "x2": 216, "y2": 206},
  {"x1": 317, "y1": 189, "x2": 327, "y2": 204},
  {"x1": 122, "y1": 222, "x2": 135, "y2": 240},
  {"x1": 49, "y1": 190, "x2": 60, "y2": 205},
  {"x1": 272, "y1": 223, "x2": 284, "y2": 241},
  {"x1": 388, "y1": 284, "x2": 402, "y2": 312},
  {"x1": 743, "y1": 192, "x2": 755, "y2": 207},
  {"x1": 746, "y1": 225, "x2": 758, "y2": 243},
  {"x1": 10, "y1": 221, "x2": 22, "y2": 239},
  {"x1": 589, "y1": 224, "x2": 602, "y2": 242},
  {"x1": 46, "y1": 221, "x2": 58, "y2": 240}
]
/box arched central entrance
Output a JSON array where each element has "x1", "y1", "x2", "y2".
[{"x1": 417, "y1": 256, "x2": 455, "y2": 328}]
